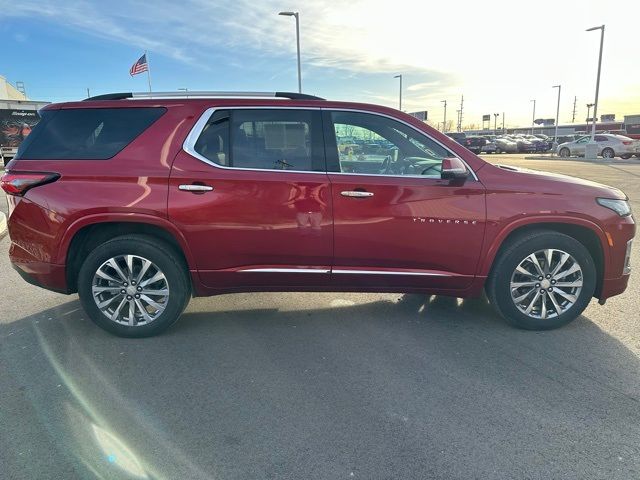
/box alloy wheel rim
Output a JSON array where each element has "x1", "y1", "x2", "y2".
[
  {"x1": 510, "y1": 249, "x2": 583, "y2": 320},
  {"x1": 91, "y1": 255, "x2": 170, "y2": 326}
]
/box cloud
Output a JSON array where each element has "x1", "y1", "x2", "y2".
[
  {"x1": 2, "y1": 0, "x2": 638, "y2": 124},
  {"x1": 407, "y1": 81, "x2": 441, "y2": 92}
]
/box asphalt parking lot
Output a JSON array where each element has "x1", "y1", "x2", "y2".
[{"x1": 1, "y1": 155, "x2": 639, "y2": 480}]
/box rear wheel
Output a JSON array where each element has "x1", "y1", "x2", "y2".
[
  {"x1": 601, "y1": 148, "x2": 615, "y2": 159},
  {"x1": 620, "y1": 154, "x2": 631, "y2": 159},
  {"x1": 78, "y1": 235, "x2": 191, "y2": 337},
  {"x1": 559, "y1": 147, "x2": 570, "y2": 158},
  {"x1": 486, "y1": 231, "x2": 596, "y2": 330}
]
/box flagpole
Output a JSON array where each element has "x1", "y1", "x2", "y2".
[{"x1": 145, "y1": 50, "x2": 152, "y2": 93}]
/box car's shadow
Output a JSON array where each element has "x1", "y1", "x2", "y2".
[{"x1": 2, "y1": 290, "x2": 640, "y2": 479}]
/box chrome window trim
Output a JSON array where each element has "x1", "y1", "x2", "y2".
[{"x1": 182, "y1": 106, "x2": 478, "y2": 180}]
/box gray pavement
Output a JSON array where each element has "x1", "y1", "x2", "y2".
[{"x1": 1, "y1": 155, "x2": 639, "y2": 479}]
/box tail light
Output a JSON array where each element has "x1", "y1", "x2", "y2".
[
  {"x1": 622, "y1": 141, "x2": 633, "y2": 145},
  {"x1": 465, "y1": 140, "x2": 471, "y2": 145},
  {"x1": 0, "y1": 171, "x2": 60, "y2": 196}
]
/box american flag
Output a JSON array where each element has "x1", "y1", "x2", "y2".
[{"x1": 129, "y1": 54, "x2": 148, "y2": 76}]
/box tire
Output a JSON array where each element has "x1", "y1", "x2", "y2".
[
  {"x1": 559, "y1": 147, "x2": 570, "y2": 158},
  {"x1": 496, "y1": 148, "x2": 502, "y2": 154},
  {"x1": 620, "y1": 154, "x2": 631, "y2": 159},
  {"x1": 486, "y1": 230, "x2": 596, "y2": 330},
  {"x1": 77, "y1": 235, "x2": 191, "y2": 337},
  {"x1": 601, "y1": 148, "x2": 615, "y2": 159}
]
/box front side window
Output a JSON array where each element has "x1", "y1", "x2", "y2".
[
  {"x1": 327, "y1": 111, "x2": 453, "y2": 178},
  {"x1": 192, "y1": 109, "x2": 324, "y2": 172}
]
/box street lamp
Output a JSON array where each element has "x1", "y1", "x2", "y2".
[
  {"x1": 586, "y1": 103, "x2": 595, "y2": 131},
  {"x1": 394, "y1": 74, "x2": 403, "y2": 111},
  {"x1": 552, "y1": 85, "x2": 561, "y2": 153},
  {"x1": 530, "y1": 99, "x2": 536, "y2": 135},
  {"x1": 493, "y1": 113, "x2": 499, "y2": 135},
  {"x1": 441, "y1": 100, "x2": 447, "y2": 132},
  {"x1": 279, "y1": 11, "x2": 302, "y2": 93},
  {"x1": 586, "y1": 25, "x2": 605, "y2": 142}
]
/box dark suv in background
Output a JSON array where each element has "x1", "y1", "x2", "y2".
[
  {"x1": 445, "y1": 132, "x2": 486, "y2": 154},
  {"x1": 1, "y1": 91, "x2": 634, "y2": 337}
]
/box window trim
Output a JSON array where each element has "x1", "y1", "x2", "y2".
[
  {"x1": 183, "y1": 106, "x2": 478, "y2": 180},
  {"x1": 182, "y1": 106, "x2": 327, "y2": 175}
]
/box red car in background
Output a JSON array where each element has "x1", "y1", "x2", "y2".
[{"x1": 1, "y1": 91, "x2": 635, "y2": 337}]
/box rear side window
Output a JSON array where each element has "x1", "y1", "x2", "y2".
[
  {"x1": 191, "y1": 109, "x2": 325, "y2": 172},
  {"x1": 16, "y1": 107, "x2": 166, "y2": 160}
]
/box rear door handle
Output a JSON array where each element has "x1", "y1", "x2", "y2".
[
  {"x1": 179, "y1": 184, "x2": 214, "y2": 192},
  {"x1": 341, "y1": 190, "x2": 374, "y2": 198}
]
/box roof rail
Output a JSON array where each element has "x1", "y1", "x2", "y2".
[{"x1": 84, "y1": 91, "x2": 325, "y2": 101}]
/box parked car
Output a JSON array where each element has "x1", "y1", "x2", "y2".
[
  {"x1": 480, "y1": 140, "x2": 498, "y2": 153},
  {"x1": 445, "y1": 132, "x2": 486, "y2": 154},
  {"x1": 494, "y1": 136, "x2": 519, "y2": 153},
  {"x1": 557, "y1": 134, "x2": 640, "y2": 159},
  {"x1": 2, "y1": 91, "x2": 635, "y2": 337},
  {"x1": 523, "y1": 135, "x2": 551, "y2": 152},
  {"x1": 506, "y1": 135, "x2": 536, "y2": 153}
]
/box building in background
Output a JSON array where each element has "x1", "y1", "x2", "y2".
[{"x1": 0, "y1": 75, "x2": 49, "y2": 165}]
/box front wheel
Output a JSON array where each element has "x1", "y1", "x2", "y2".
[
  {"x1": 78, "y1": 235, "x2": 191, "y2": 337},
  {"x1": 559, "y1": 148, "x2": 570, "y2": 158},
  {"x1": 486, "y1": 231, "x2": 596, "y2": 330}
]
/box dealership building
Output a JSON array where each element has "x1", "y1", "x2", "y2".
[{"x1": 0, "y1": 75, "x2": 49, "y2": 164}]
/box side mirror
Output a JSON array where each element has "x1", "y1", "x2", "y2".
[{"x1": 441, "y1": 157, "x2": 469, "y2": 181}]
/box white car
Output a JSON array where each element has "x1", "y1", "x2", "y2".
[{"x1": 557, "y1": 134, "x2": 640, "y2": 159}]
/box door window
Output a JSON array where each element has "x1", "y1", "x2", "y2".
[
  {"x1": 326, "y1": 111, "x2": 453, "y2": 178},
  {"x1": 192, "y1": 109, "x2": 324, "y2": 172},
  {"x1": 594, "y1": 135, "x2": 608, "y2": 142}
]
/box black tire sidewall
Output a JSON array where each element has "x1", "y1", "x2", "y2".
[
  {"x1": 78, "y1": 236, "x2": 190, "y2": 337},
  {"x1": 489, "y1": 232, "x2": 596, "y2": 330},
  {"x1": 560, "y1": 148, "x2": 569, "y2": 158}
]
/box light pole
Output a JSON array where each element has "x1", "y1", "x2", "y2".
[
  {"x1": 394, "y1": 74, "x2": 402, "y2": 110},
  {"x1": 586, "y1": 103, "x2": 594, "y2": 132},
  {"x1": 530, "y1": 99, "x2": 536, "y2": 135},
  {"x1": 441, "y1": 100, "x2": 447, "y2": 132},
  {"x1": 586, "y1": 25, "x2": 605, "y2": 141},
  {"x1": 552, "y1": 85, "x2": 561, "y2": 153},
  {"x1": 279, "y1": 11, "x2": 302, "y2": 93},
  {"x1": 493, "y1": 113, "x2": 499, "y2": 135}
]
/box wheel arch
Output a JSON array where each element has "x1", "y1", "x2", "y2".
[
  {"x1": 481, "y1": 219, "x2": 608, "y2": 297},
  {"x1": 61, "y1": 215, "x2": 196, "y2": 294}
]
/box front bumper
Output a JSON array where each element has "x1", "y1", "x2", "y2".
[{"x1": 599, "y1": 273, "x2": 631, "y2": 300}]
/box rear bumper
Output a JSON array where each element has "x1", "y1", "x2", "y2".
[{"x1": 9, "y1": 242, "x2": 69, "y2": 294}]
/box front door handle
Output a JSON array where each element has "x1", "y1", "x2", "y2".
[
  {"x1": 179, "y1": 184, "x2": 214, "y2": 192},
  {"x1": 341, "y1": 190, "x2": 374, "y2": 198}
]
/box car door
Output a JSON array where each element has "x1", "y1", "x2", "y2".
[
  {"x1": 323, "y1": 109, "x2": 486, "y2": 290},
  {"x1": 571, "y1": 136, "x2": 589, "y2": 155},
  {"x1": 595, "y1": 134, "x2": 611, "y2": 155},
  {"x1": 169, "y1": 107, "x2": 333, "y2": 290}
]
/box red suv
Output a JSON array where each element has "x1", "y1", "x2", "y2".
[{"x1": 2, "y1": 91, "x2": 635, "y2": 337}]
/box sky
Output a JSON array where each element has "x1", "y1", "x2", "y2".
[{"x1": 0, "y1": 0, "x2": 638, "y2": 128}]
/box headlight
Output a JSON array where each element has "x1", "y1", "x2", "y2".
[{"x1": 596, "y1": 198, "x2": 632, "y2": 217}]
